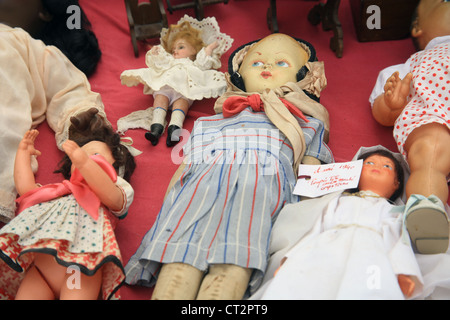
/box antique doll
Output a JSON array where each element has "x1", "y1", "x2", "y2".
[
  {"x1": 370, "y1": 0, "x2": 450, "y2": 254},
  {"x1": 124, "y1": 33, "x2": 333, "y2": 299},
  {"x1": 120, "y1": 15, "x2": 233, "y2": 147},
  {"x1": 250, "y1": 146, "x2": 424, "y2": 300},
  {"x1": 0, "y1": 22, "x2": 108, "y2": 224},
  {"x1": 0, "y1": 115, "x2": 136, "y2": 300}
]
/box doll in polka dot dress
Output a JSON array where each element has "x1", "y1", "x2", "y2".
[
  {"x1": 370, "y1": 0, "x2": 450, "y2": 255},
  {"x1": 0, "y1": 112, "x2": 136, "y2": 300}
]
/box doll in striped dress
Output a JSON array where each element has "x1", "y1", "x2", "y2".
[{"x1": 125, "y1": 33, "x2": 333, "y2": 299}]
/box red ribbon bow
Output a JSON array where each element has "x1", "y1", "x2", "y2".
[
  {"x1": 222, "y1": 94, "x2": 309, "y2": 122},
  {"x1": 16, "y1": 154, "x2": 117, "y2": 221}
]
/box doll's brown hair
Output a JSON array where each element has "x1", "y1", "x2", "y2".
[
  {"x1": 161, "y1": 21, "x2": 205, "y2": 58},
  {"x1": 55, "y1": 115, "x2": 136, "y2": 182}
]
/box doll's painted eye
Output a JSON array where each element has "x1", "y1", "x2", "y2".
[
  {"x1": 383, "y1": 164, "x2": 393, "y2": 170},
  {"x1": 252, "y1": 61, "x2": 264, "y2": 67},
  {"x1": 276, "y1": 60, "x2": 290, "y2": 67},
  {"x1": 364, "y1": 161, "x2": 375, "y2": 166}
]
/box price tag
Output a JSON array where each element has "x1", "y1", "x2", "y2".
[{"x1": 293, "y1": 160, "x2": 363, "y2": 197}]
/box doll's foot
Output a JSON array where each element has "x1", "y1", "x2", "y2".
[
  {"x1": 405, "y1": 196, "x2": 449, "y2": 254},
  {"x1": 166, "y1": 125, "x2": 181, "y2": 147},
  {"x1": 145, "y1": 123, "x2": 164, "y2": 146}
]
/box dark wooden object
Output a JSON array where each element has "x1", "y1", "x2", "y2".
[
  {"x1": 350, "y1": 0, "x2": 419, "y2": 42},
  {"x1": 267, "y1": 0, "x2": 344, "y2": 58},
  {"x1": 124, "y1": 0, "x2": 168, "y2": 57},
  {"x1": 166, "y1": 0, "x2": 229, "y2": 20}
]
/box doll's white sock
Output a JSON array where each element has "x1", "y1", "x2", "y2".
[
  {"x1": 169, "y1": 109, "x2": 186, "y2": 128},
  {"x1": 152, "y1": 107, "x2": 167, "y2": 125}
]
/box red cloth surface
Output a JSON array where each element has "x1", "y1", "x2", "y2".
[{"x1": 22, "y1": 0, "x2": 434, "y2": 299}]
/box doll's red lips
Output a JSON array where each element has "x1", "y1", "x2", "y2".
[{"x1": 261, "y1": 71, "x2": 271, "y2": 78}]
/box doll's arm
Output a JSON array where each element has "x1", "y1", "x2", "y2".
[
  {"x1": 204, "y1": 41, "x2": 219, "y2": 56},
  {"x1": 145, "y1": 45, "x2": 173, "y2": 71},
  {"x1": 62, "y1": 140, "x2": 125, "y2": 212},
  {"x1": 398, "y1": 274, "x2": 415, "y2": 298},
  {"x1": 14, "y1": 130, "x2": 42, "y2": 196},
  {"x1": 372, "y1": 72, "x2": 413, "y2": 126}
]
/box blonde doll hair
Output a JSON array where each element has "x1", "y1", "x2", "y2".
[{"x1": 161, "y1": 21, "x2": 205, "y2": 58}]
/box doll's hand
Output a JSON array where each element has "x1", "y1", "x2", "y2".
[
  {"x1": 18, "y1": 130, "x2": 41, "y2": 157},
  {"x1": 398, "y1": 274, "x2": 415, "y2": 297},
  {"x1": 383, "y1": 72, "x2": 412, "y2": 111},
  {"x1": 62, "y1": 139, "x2": 89, "y2": 170},
  {"x1": 205, "y1": 41, "x2": 219, "y2": 56},
  {"x1": 151, "y1": 45, "x2": 161, "y2": 55}
]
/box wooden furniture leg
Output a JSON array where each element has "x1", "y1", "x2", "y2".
[
  {"x1": 267, "y1": 0, "x2": 279, "y2": 33},
  {"x1": 308, "y1": 0, "x2": 343, "y2": 58},
  {"x1": 166, "y1": 0, "x2": 229, "y2": 20}
]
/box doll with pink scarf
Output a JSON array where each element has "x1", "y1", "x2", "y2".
[{"x1": 0, "y1": 112, "x2": 135, "y2": 300}]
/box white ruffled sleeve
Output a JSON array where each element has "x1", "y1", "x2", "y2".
[
  {"x1": 193, "y1": 47, "x2": 222, "y2": 70},
  {"x1": 110, "y1": 176, "x2": 134, "y2": 218},
  {"x1": 145, "y1": 45, "x2": 174, "y2": 72}
]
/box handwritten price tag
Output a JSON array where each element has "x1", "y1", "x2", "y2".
[{"x1": 293, "y1": 160, "x2": 363, "y2": 197}]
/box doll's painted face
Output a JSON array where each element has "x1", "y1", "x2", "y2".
[
  {"x1": 172, "y1": 38, "x2": 197, "y2": 60},
  {"x1": 411, "y1": 0, "x2": 450, "y2": 50},
  {"x1": 358, "y1": 154, "x2": 400, "y2": 199},
  {"x1": 238, "y1": 34, "x2": 309, "y2": 93}
]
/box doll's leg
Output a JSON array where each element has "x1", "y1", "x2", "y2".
[
  {"x1": 196, "y1": 264, "x2": 252, "y2": 300},
  {"x1": 166, "y1": 98, "x2": 190, "y2": 147},
  {"x1": 404, "y1": 123, "x2": 450, "y2": 204},
  {"x1": 145, "y1": 94, "x2": 169, "y2": 145},
  {"x1": 60, "y1": 267, "x2": 102, "y2": 300},
  {"x1": 15, "y1": 265, "x2": 56, "y2": 300},
  {"x1": 15, "y1": 253, "x2": 66, "y2": 300},
  {"x1": 151, "y1": 262, "x2": 203, "y2": 300},
  {"x1": 16, "y1": 253, "x2": 102, "y2": 300},
  {"x1": 404, "y1": 123, "x2": 450, "y2": 254}
]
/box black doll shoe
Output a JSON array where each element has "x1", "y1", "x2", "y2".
[
  {"x1": 166, "y1": 125, "x2": 181, "y2": 147},
  {"x1": 145, "y1": 123, "x2": 164, "y2": 146}
]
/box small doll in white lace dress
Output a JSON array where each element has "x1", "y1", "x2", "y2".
[
  {"x1": 120, "y1": 15, "x2": 233, "y2": 147},
  {"x1": 0, "y1": 118, "x2": 136, "y2": 300}
]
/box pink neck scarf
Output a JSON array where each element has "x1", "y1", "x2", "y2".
[{"x1": 16, "y1": 154, "x2": 117, "y2": 221}]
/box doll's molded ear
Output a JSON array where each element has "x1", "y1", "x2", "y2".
[{"x1": 411, "y1": 25, "x2": 423, "y2": 38}]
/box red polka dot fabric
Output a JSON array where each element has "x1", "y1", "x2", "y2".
[{"x1": 393, "y1": 43, "x2": 450, "y2": 156}]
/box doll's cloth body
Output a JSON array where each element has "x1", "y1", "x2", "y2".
[
  {"x1": 369, "y1": 36, "x2": 450, "y2": 157},
  {"x1": 250, "y1": 191, "x2": 423, "y2": 299},
  {"x1": 0, "y1": 24, "x2": 106, "y2": 224},
  {"x1": 124, "y1": 107, "x2": 333, "y2": 293},
  {"x1": 0, "y1": 157, "x2": 134, "y2": 300},
  {"x1": 121, "y1": 45, "x2": 227, "y2": 101}
]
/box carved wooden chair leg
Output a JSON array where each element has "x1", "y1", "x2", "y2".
[
  {"x1": 267, "y1": 0, "x2": 278, "y2": 33},
  {"x1": 307, "y1": 0, "x2": 343, "y2": 58}
]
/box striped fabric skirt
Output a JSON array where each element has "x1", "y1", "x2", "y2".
[{"x1": 125, "y1": 108, "x2": 333, "y2": 292}]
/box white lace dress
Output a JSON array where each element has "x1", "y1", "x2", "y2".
[{"x1": 121, "y1": 45, "x2": 227, "y2": 100}]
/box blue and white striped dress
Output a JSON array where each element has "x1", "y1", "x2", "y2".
[{"x1": 125, "y1": 107, "x2": 333, "y2": 292}]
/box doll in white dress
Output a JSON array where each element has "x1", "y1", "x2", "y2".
[
  {"x1": 0, "y1": 114, "x2": 136, "y2": 300},
  {"x1": 250, "y1": 146, "x2": 425, "y2": 300},
  {"x1": 120, "y1": 15, "x2": 233, "y2": 147}
]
